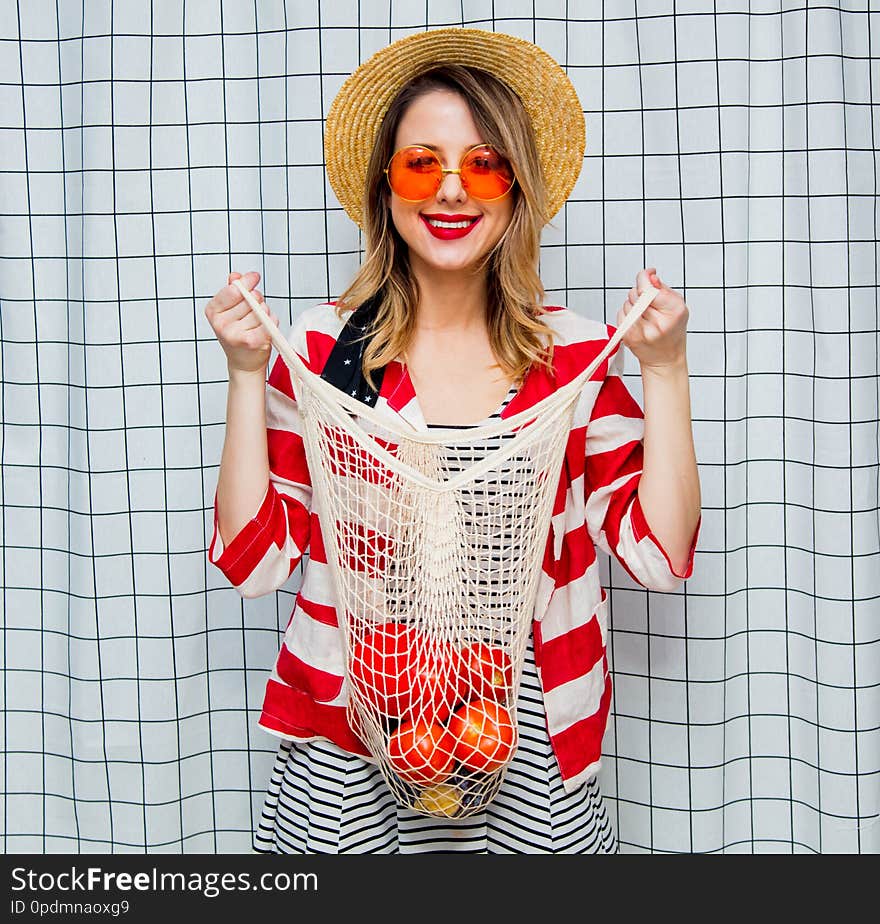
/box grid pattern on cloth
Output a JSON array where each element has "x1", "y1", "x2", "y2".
[
  {"x1": 2, "y1": 1, "x2": 878, "y2": 854},
  {"x1": 253, "y1": 633, "x2": 618, "y2": 855}
]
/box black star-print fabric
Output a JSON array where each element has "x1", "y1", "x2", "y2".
[{"x1": 319, "y1": 295, "x2": 384, "y2": 406}]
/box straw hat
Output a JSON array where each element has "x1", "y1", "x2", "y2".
[{"x1": 324, "y1": 27, "x2": 586, "y2": 229}]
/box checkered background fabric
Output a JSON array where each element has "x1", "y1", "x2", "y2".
[{"x1": 1, "y1": 0, "x2": 878, "y2": 853}]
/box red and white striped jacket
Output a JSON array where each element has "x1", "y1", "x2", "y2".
[{"x1": 208, "y1": 302, "x2": 700, "y2": 793}]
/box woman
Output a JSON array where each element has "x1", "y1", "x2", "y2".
[{"x1": 205, "y1": 29, "x2": 701, "y2": 853}]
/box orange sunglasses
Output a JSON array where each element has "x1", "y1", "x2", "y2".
[{"x1": 384, "y1": 143, "x2": 516, "y2": 202}]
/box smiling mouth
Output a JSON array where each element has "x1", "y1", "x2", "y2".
[
  {"x1": 420, "y1": 214, "x2": 482, "y2": 239},
  {"x1": 423, "y1": 216, "x2": 480, "y2": 229}
]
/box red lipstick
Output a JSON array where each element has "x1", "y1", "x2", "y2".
[{"x1": 420, "y1": 213, "x2": 481, "y2": 240}]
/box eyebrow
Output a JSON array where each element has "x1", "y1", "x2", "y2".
[{"x1": 406, "y1": 142, "x2": 488, "y2": 154}]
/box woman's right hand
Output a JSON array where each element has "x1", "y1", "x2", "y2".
[{"x1": 204, "y1": 271, "x2": 280, "y2": 374}]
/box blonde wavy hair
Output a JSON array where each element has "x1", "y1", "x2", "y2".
[{"x1": 334, "y1": 64, "x2": 555, "y2": 389}]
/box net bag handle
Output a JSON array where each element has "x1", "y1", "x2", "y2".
[{"x1": 232, "y1": 279, "x2": 658, "y2": 442}]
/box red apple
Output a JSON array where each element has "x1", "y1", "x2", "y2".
[
  {"x1": 387, "y1": 716, "x2": 456, "y2": 786},
  {"x1": 408, "y1": 641, "x2": 469, "y2": 722},
  {"x1": 448, "y1": 697, "x2": 517, "y2": 774},
  {"x1": 460, "y1": 641, "x2": 513, "y2": 701},
  {"x1": 349, "y1": 622, "x2": 420, "y2": 719},
  {"x1": 350, "y1": 624, "x2": 467, "y2": 722}
]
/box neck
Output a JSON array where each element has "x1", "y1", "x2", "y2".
[{"x1": 409, "y1": 260, "x2": 491, "y2": 332}]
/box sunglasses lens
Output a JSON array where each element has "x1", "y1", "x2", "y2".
[
  {"x1": 461, "y1": 146, "x2": 515, "y2": 199},
  {"x1": 386, "y1": 145, "x2": 515, "y2": 201},
  {"x1": 387, "y1": 147, "x2": 441, "y2": 200}
]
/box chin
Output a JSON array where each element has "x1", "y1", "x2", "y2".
[
  {"x1": 417, "y1": 252, "x2": 485, "y2": 275},
  {"x1": 416, "y1": 238, "x2": 496, "y2": 273}
]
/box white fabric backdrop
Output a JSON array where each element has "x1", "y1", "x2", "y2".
[{"x1": 1, "y1": 0, "x2": 878, "y2": 853}]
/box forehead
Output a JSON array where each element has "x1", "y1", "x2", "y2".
[{"x1": 393, "y1": 89, "x2": 483, "y2": 153}]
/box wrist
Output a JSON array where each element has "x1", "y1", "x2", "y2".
[
  {"x1": 640, "y1": 355, "x2": 689, "y2": 380},
  {"x1": 228, "y1": 364, "x2": 268, "y2": 386}
]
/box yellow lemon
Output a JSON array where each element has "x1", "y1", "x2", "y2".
[{"x1": 414, "y1": 783, "x2": 464, "y2": 817}]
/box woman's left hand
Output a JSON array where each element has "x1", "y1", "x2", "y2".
[{"x1": 617, "y1": 267, "x2": 689, "y2": 370}]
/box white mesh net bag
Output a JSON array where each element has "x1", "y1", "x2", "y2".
[{"x1": 233, "y1": 279, "x2": 654, "y2": 818}]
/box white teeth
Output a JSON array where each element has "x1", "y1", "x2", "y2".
[{"x1": 425, "y1": 218, "x2": 476, "y2": 229}]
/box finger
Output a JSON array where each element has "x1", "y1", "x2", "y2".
[
  {"x1": 222, "y1": 272, "x2": 260, "y2": 304},
  {"x1": 225, "y1": 269, "x2": 258, "y2": 290},
  {"x1": 212, "y1": 291, "x2": 267, "y2": 329},
  {"x1": 636, "y1": 267, "x2": 656, "y2": 294},
  {"x1": 619, "y1": 299, "x2": 640, "y2": 327},
  {"x1": 220, "y1": 289, "x2": 265, "y2": 323},
  {"x1": 226, "y1": 270, "x2": 261, "y2": 298},
  {"x1": 239, "y1": 319, "x2": 276, "y2": 346},
  {"x1": 212, "y1": 274, "x2": 260, "y2": 313},
  {"x1": 642, "y1": 305, "x2": 666, "y2": 326},
  {"x1": 239, "y1": 286, "x2": 269, "y2": 318},
  {"x1": 237, "y1": 312, "x2": 267, "y2": 332},
  {"x1": 214, "y1": 300, "x2": 254, "y2": 324},
  {"x1": 234, "y1": 295, "x2": 266, "y2": 324},
  {"x1": 643, "y1": 286, "x2": 680, "y2": 313},
  {"x1": 237, "y1": 293, "x2": 271, "y2": 330}
]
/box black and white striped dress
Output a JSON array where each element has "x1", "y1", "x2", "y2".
[{"x1": 253, "y1": 388, "x2": 618, "y2": 855}]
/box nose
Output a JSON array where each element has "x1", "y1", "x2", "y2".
[{"x1": 436, "y1": 168, "x2": 467, "y2": 203}]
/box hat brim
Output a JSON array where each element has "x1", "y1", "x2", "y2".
[{"x1": 324, "y1": 27, "x2": 586, "y2": 229}]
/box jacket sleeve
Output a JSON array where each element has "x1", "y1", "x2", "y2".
[
  {"x1": 584, "y1": 338, "x2": 700, "y2": 592},
  {"x1": 207, "y1": 322, "x2": 313, "y2": 599}
]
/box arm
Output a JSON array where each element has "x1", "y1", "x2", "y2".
[
  {"x1": 583, "y1": 347, "x2": 699, "y2": 591},
  {"x1": 637, "y1": 358, "x2": 701, "y2": 577},
  {"x1": 583, "y1": 268, "x2": 701, "y2": 591},
  {"x1": 205, "y1": 272, "x2": 312, "y2": 598},
  {"x1": 619, "y1": 266, "x2": 701, "y2": 579},
  {"x1": 208, "y1": 349, "x2": 313, "y2": 598},
  {"x1": 216, "y1": 367, "x2": 270, "y2": 546}
]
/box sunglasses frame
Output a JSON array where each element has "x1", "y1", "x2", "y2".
[{"x1": 383, "y1": 142, "x2": 516, "y2": 203}]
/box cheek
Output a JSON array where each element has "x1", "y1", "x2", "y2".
[
  {"x1": 491, "y1": 201, "x2": 515, "y2": 240},
  {"x1": 387, "y1": 194, "x2": 405, "y2": 222},
  {"x1": 387, "y1": 199, "x2": 406, "y2": 237},
  {"x1": 389, "y1": 200, "x2": 424, "y2": 242}
]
